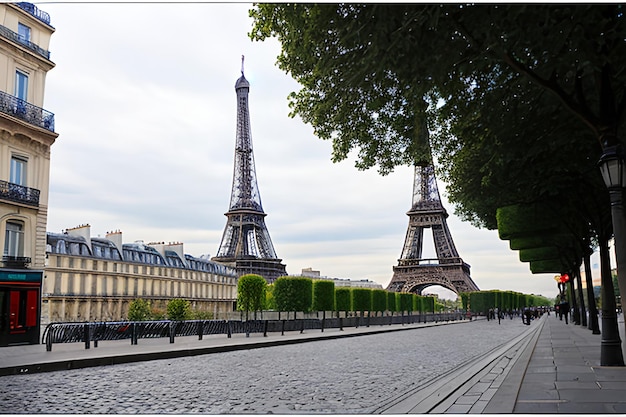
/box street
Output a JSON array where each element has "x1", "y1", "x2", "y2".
[{"x1": 0, "y1": 317, "x2": 533, "y2": 414}]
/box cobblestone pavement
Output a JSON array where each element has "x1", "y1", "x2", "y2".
[{"x1": 0, "y1": 318, "x2": 532, "y2": 414}]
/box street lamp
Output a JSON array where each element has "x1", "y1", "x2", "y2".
[{"x1": 598, "y1": 143, "x2": 626, "y2": 366}]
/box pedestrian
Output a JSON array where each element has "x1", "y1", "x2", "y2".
[
  {"x1": 523, "y1": 308, "x2": 532, "y2": 325},
  {"x1": 559, "y1": 300, "x2": 570, "y2": 324}
]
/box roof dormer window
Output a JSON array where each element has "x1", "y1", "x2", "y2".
[{"x1": 18, "y1": 23, "x2": 31, "y2": 43}]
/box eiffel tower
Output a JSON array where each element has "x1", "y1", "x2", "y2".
[
  {"x1": 386, "y1": 162, "x2": 479, "y2": 295},
  {"x1": 212, "y1": 58, "x2": 287, "y2": 283}
]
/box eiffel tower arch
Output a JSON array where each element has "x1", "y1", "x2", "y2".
[
  {"x1": 386, "y1": 164, "x2": 479, "y2": 295},
  {"x1": 212, "y1": 58, "x2": 287, "y2": 283}
]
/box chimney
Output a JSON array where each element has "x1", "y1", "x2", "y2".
[
  {"x1": 166, "y1": 242, "x2": 185, "y2": 263},
  {"x1": 66, "y1": 224, "x2": 91, "y2": 249},
  {"x1": 105, "y1": 230, "x2": 123, "y2": 255}
]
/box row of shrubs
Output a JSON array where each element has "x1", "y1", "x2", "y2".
[
  {"x1": 237, "y1": 274, "x2": 439, "y2": 318},
  {"x1": 459, "y1": 289, "x2": 553, "y2": 313},
  {"x1": 127, "y1": 298, "x2": 214, "y2": 321}
]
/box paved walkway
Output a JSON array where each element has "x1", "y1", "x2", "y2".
[
  {"x1": 1, "y1": 314, "x2": 625, "y2": 414},
  {"x1": 378, "y1": 313, "x2": 626, "y2": 414}
]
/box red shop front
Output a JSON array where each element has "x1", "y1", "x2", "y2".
[{"x1": 0, "y1": 269, "x2": 42, "y2": 346}]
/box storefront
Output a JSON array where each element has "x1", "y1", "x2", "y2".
[{"x1": 0, "y1": 269, "x2": 42, "y2": 346}]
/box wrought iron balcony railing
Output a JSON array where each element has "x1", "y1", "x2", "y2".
[
  {"x1": 0, "y1": 179, "x2": 40, "y2": 207},
  {"x1": 0, "y1": 90, "x2": 55, "y2": 132},
  {"x1": 1, "y1": 255, "x2": 31, "y2": 268},
  {"x1": 0, "y1": 24, "x2": 51, "y2": 60},
  {"x1": 14, "y1": 2, "x2": 52, "y2": 27}
]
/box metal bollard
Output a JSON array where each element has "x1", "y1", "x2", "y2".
[
  {"x1": 84, "y1": 324, "x2": 90, "y2": 350},
  {"x1": 131, "y1": 323, "x2": 138, "y2": 345},
  {"x1": 227, "y1": 320, "x2": 232, "y2": 338},
  {"x1": 169, "y1": 321, "x2": 175, "y2": 344},
  {"x1": 263, "y1": 320, "x2": 268, "y2": 337},
  {"x1": 197, "y1": 321, "x2": 204, "y2": 340},
  {"x1": 281, "y1": 319, "x2": 285, "y2": 336}
]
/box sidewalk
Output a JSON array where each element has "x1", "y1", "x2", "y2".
[
  {"x1": 2, "y1": 315, "x2": 625, "y2": 414},
  {"x1": 376, "y1": 313, "x2": 626, "y2": 414}
]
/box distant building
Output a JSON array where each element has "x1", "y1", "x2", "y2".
[
  {"x1": 300, "y1": 268, "x2": 383, "y2": 289},
  {"x1": 0, "y1": 2, "x2": 57, "y2": 346},
  {"x1": 43, "y1": 224, "x2": 238, "y2": 324}
]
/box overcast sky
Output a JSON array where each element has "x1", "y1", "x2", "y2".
[{"x1": 40, "y1": 2, "x2": 601, "y2": 300}]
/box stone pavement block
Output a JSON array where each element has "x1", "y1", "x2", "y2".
[
  {"x1": 612, "y1": 403, "x2": 626, "y2": 413},
  {"x1": 469, "y1": 399, "x2": 489, "y2": 413},
  {"x1": 556, "y1": 401, "x2": 616, "y2": 413},
  {"x1": 525, "y1": 365, "x2": 556, "y2": 374},
  {"x1": 480, "y1": 387, "x2": 498, "y2": 401},
  {"x1": 479, "y1": 373, "x2": 497, "y2": 382},
  {"x1": 555, "y1": 380, "x2": 600, "y2": 390},
  {"x1": 558, "y1": 388, "x2": 626, "y2": 403},
  {"x1": 516, "y1": 388, "x2": 559, "y2": 401},
  {"x1": 556, "y1": 364, "x2": 594, "y2": 373},
  {"x1": 465, "y1": 381, "x2": 491, "y2": 395},
  {"x1": 454, "y1": 395, "x2": 481, "y2": 405},
  {"x1": 514, "y1": 400, "x2": 560, "y2": 413},
  {"x1": 556, "y1": 371, "x2": 598, "y2": 381},
  {"x1": 528, "y1": 358, "x2": 554, "y2": 366},
  {"x1": 593, "y1": 366, "x2": 626, "y2": 382},
  {"x1": 445, "y1": 404, "x2": 472, "y2": 413},
  {"x1": 522, "y1": 371, "x2": 556, "y2": 382}
]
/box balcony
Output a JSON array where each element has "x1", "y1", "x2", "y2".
[
  {"x1": 0, "y1": 24, "x2": 51, "y2": 60},
  {"x1": 14, "y1": 2, "x2": 52, "y2": 27},
  {"x1": 1, "y1": 255, "x2": 31, "y2": 269},
  {"x1": 0, "y1": 90, "x2": 55, "y2": 132},
  {"x1": 0, "y1": 180, "x2": 40, "y2": 207}
]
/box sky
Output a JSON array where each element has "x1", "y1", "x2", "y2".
[{"x1": 38, "y1": 2, "x2": 602, "y2": 300}]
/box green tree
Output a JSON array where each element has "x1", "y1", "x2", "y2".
[
  {"x1": 386, "y1": 291, "x2": 397, "y2": 314},
  {"x1": 273, "y1": 276, "x2": 313, "y2": 318},
  {"x1": 265, "y1": 284, "x2": 276, "y2": 310},
  {"x1": 313, "y1": 280, "x2": 335, "y2": 323},
  {"x1": 351, "y1": 288, "x2": 372, "y2": 316},
  {"x1": 237, "y1": 274, "x2": 267, "y2": 320},
  {"x1": 128, "y1": 298, "x2": 152, "y2": 321},
  {"x1": 371, "y1": 289, "x2": 387, "y2": 316},
  {"x1": 166, "y1": 298, "x2": 191, "y2": 321},
  {"x1": 250, "y1": 4, "x2": 626, "y2": 331},
  {"x1": 335, "y1": 287, "x2": 351, "y2": 317}
]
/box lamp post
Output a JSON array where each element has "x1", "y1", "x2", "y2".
[{"x1": 598, "y1": 143, "x2": 626, "y2": 366}]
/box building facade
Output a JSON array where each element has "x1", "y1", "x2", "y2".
[
  {"x1": 43, "y1": 225, "x2": 238, "y2": 324},
  {"x1": 0, "y1": 2, "x2": 57, "y2": 346}
]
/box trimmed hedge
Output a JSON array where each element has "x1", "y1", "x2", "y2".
[
  {"x1": 352, "y1": 288, "x2": 372, "y2": 313},
  {"x1": 335, "y1": 287, "x2": 351, "y2": 312},
  {"x1": 313, "y1": 280, "x2": 335, "y2": 312},
  {"x1": 273, "y1": 276, "x2": 313, "y2": 314}
]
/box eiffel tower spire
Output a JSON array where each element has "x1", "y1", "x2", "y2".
[
  {"x1": 212, "y1": 63, "x2": 287, "y2": 282},
  {"x1": 387, "y1": 142, "x2": 478, "y2": 295}
]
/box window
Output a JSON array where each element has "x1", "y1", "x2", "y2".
[
  {"x1": 10, "y1": 156, "x2": 27, "y2": 186},
  {"x1": 14, "y1": 71, "x2": 28, "y2": 102},
  {"x1": 4, "y1": 222, "x2": 24, "y2": 257},
  {"x1": 17, "y1": 23, "x2": 31, "y2": 43}
]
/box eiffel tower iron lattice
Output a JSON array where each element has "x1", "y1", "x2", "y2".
[
  {"x1": 386, "y1": 163, "x2": 479, "y2": 295},
  {"x1": 212, "y1": 60, "x2": 287, "y2": 283}
]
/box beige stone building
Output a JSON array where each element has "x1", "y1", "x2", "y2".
[
  {"x1": 0, "y1": 2, "x2": 57, "y2": 346},
  {"x1": 43, "y1": 225, "x2": 238, "y2": 324}
]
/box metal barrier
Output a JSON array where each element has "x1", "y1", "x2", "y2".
[{"x1": 42, "y1": 312, "x2": 466, "y2": 351}]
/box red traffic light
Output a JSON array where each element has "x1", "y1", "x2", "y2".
[{"x1": 559, "y1": 273, "x2": 570, "y2": 283}]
